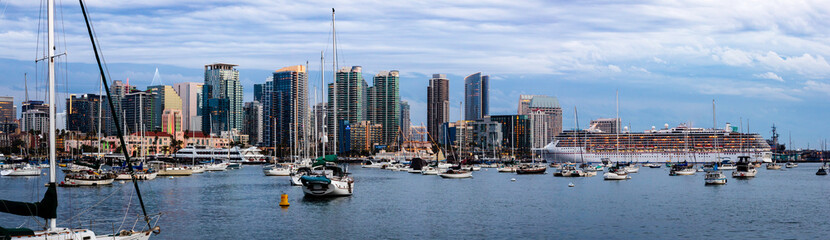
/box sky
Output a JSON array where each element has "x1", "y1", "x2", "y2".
[{"x1": 0, "y1": 0, "x2": 829, "y2": 149}]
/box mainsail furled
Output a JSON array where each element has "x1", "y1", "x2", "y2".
[{"x1": 0, "y1": 183, "x2": 57, "y2": 219}]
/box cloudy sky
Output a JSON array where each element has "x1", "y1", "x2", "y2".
[{"x1": 1, "y1": 0, "x2": 829, "y2": 148}]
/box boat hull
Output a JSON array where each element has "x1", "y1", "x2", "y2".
[
  {"x1": 732, "y1": 170, "x2": 757, "y2": 178},
  {"x1": 438, "y1": 171, "x2": 473, "y2": 178},
  {"x1": 157, "y1": 169, "x2": 193, "y2": 176},
  {"x1": 264, "y1": 167, "x2": 291, "y2": 176},
  {"x1": 603, "y1": 172, "x2": 630, "y2": 180},
  {"x1": 301, "y1": 179, "x2": 354, "y2": 197},
  {"x1": 1, "y1": 168, "x2": 41, "y2": 176},
  {"x1": 63, "y1": 177, "x2": 115, "y2": 186}
]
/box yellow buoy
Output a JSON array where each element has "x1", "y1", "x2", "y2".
[{"x1": 279, "y1": 194, "x2": 290, "y2": 207}]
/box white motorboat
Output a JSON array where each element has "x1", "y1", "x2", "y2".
[
  {"x1": 421, "y1": 166, "x2": 439, "y2": 175},
  {"x1": 497, "y1": 165, "x2": 517, "y2": 172},
  {"x1": 704, "y1": 170, "x2": 727, "y2": 185},
  {"x1": 190, "y1": 165, "x2": 206, "y2": 174},
  {"x1": 361, "y1": 160, "x2": 387, "y2": 168},
  {"x1": 719, "y1": 160, "x2": 737, "y2": 170},
  {"x1": 732, "y1": 156, "x2": 758, "y2": 178},
  {"x1": 263, "y1": 164, "x2": 292, "y2": 176},
  {"x1": 204, "y1": 162, "x2": 229, "y2": 171},
  {"x1": 0, "y1": 164, "x2": 42, "y2": 176},
  {"x1": 300, "y1": 163, "x2": 354, "y2": 197},
  {"x1": 785, "y1": 162, "x2": 798, "y2": 168},
  {"x1": 625, "y1": 164, "x2": 639, "y2": 173},
  {"x1": 406, "y1": 167, "x2": 422, "y2": 173},
  {"x1": 438, "y1": 169, "x2": 473, "y2": 179},
  {"x1": 115, "y1": 171, "x2": 158, "y2": 181}
]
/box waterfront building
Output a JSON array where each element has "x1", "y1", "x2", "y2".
[
  {"x1": 268, "y1": 65, "x2": 308, "y2": 156},
  {"x1": 173, "y1": 82, "x2": 203, "y2": 132},
  {"x1": 518, "y1": 95, "x2": 563, "y2": 147},
  {"x1": 368, "y1": 70, "x2": 400, "y2": 148},
  {"x1": 464, "y1": 72, "x2": 489, "y2": 121},
  {"x1": 427, "y1": 74, "x2": 450, "y2": 141},
  {"x1": 105, "y1": 80, "x2": 134, "y2": 135},
  {"x1": 589, "y1": 118, "x2": 621, "y2": 133},
  {"x1": 161, "y1": 109, "x2": 183, "y2": 136},
  {"x1": 66, "y1": 94, "x2": 105, "y2": 134},
  {"x1": 400, "y1": 101, "x2": 410, "y2": 142},
  {"x1": 350, "y1": 120, "x2": 382, "y2": 154},
  {"x1": 202, "y1": 63, "x2": 243, "y2": 134},
  {"x1": 122, "y1": 91, "x2": 155, "y2": 134},
  {"x1": 181, "y1": 131, "x2": 232, "y2": 149},
  {"x1": 440, "y1": 120, "x2": 473, "y2": 154},
  {"x1": 489, "y1": 115, "x2": 532, "y2": 157},
  {"x1": 21, "y1": 110, "x2": 48, "y2": 134},
  {"x1": 0, "y1": 97, "x2": 14, "y2": 125},
  {"x1": 243, "y1": 101, "x2": 263, "y2": 146},
  {"x1": 148, "y1": 85, "x2": 183, "y2": 131},
  {"x1": 328, "y1": 66, "x2": 367, "y2": 154},
  {"x1": 470, "y1": 118, "x2": 503, "y2": 156}
]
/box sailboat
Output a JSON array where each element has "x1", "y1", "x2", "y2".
[
  {"x1": 0, "y1": 0, "x2": 158, "y2": 238},
  {"x1": 818, "y1": 140, "x2": 827, "y2": 175},
  {"x1": 421, "y1": 149, "x2": 442, "y2": 175}
]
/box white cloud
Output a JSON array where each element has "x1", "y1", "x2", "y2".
[
  {"x1": 754, "y1": 72, "x2": 784, "y2": 82},
  {"x1": 607, "y1": 65, "x2": 621, "y2": 72},
  {"x1": 804, "y1": 80, "x2": 830, "y2": 95}
]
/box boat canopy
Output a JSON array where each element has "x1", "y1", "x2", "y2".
[
  {"x1": 410, "y1": 158, "x2": 428, "y2": 170},
  {"x1": 0, "y1": 226, "x2": 35, "y2": 238},
  {"x1": 0, "y1": 183, "x2": 57, "y2": 219},
  {"x1": 300, "y1": 175, "x2": 331, "y2": 185},
  {"x1": 313, "y1": 155, "x2": 337, "y2": 166}
]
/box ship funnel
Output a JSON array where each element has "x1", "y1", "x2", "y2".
[{"x1": 725, "y1": 123, "x2": 731, "y2": 131}]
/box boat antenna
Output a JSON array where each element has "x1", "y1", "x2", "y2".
[{"x1": 79, "y1": 0, "x2": 153, "y2": 231}]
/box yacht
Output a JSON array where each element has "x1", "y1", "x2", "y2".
[
  {"x1": 62, "y1": 170, "x2": 116, "y2": 186},
  {"x1": 669, "y1": 162, "x2": 696, "y2": 176},
  {"x1": 603, "y1": 163, "x2": 630, "y2": 180},
  {"x1": 732, "y1": 156, "x2": 758, "y2": 178},
  {"x1": 299, "y1": 163, "x2": 354, "y2": 197},
  {"x1": 420, "y1": 166, "x2": 439, "y2": 175},
  {"x1": 438, "y1": 168, "x2": 473, "y2": 178},
  {"x1": 785, "y1": 162, "x2": 798, "y2": 168},
  {"x1": 0, "y1": 164, "x2": 42, "y2": 176},
  {"x1": 263, "y1": 163, "x2": 292, "y2": 176},
  {"x1": 204, "y1": 161, "x2": 229, "y2": 171},
  {"x1": 704, "y1": 169, "x2": 728, "y2": 185},
  {"x1": 515, "y1": 164, "x2": 546, "y2": 174},
  {"x1": 173, "y1": 146, "x2": 266, "y2": 164},
  {"x1": 624, "y1": 163, "x2": 639, "y2": 173},
  {"x1": 497, "y1": 165, "x2": 517, "y2": 172},
  {"x1": 553, "y1": 163, "x2": 585, "y2": 177},
  {"x1": 719, "y1": 160, "x2": 737, "y2": 170},
  {"x1": 766, "y1": 162, "x2": 782, "y2": 170}
]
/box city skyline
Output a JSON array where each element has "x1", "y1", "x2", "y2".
[{"x1": 0, "y1": 1, "x2": 828, "y2": 148}]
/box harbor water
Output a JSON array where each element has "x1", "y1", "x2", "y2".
[{"x1": 2, "y1": 163, "x2": 830, "y2": 239}]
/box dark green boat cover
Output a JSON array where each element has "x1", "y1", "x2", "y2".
[
  {"x1": 312, "y1": 155, "x2": 337, "y2": 166},
  {"x1": 0, "y1": 183, "x2": 57, "y2": 219}
]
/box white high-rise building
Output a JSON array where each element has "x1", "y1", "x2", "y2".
[{"x1": 173, "y1": 82, "x2": 203, "y2": 131}]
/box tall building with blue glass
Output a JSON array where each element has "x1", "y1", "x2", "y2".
[
  {"x1": 202, "y1": 63, "x2": 242, "y2": 135},
  {"x1": 266, "y1": 65, "x2": 308, "y2": 156},
  {"x1": 464, "y1": 72, "x2": 489, "y2": 121}
]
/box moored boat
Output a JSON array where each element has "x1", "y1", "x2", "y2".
[
  {"x1": 515, "y1": 164, "x2": 546, "y2": 174},
  {"x1": 438, "y1": 168, "x2": 473, "y2": 179},
  {"x1": 299, "y1": 163, "x2": 354, "y2": 197},
  {"x1": 732, "y1": 156, "x2": 758, "y2": 178},
  {"x1": 0, "y1": 164, "x2": 42, "y2": 176}
]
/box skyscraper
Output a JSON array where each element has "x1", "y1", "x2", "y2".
[
  {"x1": 203, "y1": 63, "x2": 242, "y2": 135},
  {"x1": 400, "y1": 100, "x2": 410, "y2": 142},
  {"x1": 270, "y1": 65, "x2": 308, "y2": 155},
  {"x1": 464, "y1": 72, "x2": 489, "y2": 121},
  {"x1": 66, "y1": 94, "x2": 104, "y2": 134},
  {"x1": 368, "y1": 70, "x2": 400, "y2": 147},
  {"x1": 148, "y1": 85, "x2": 182, "y2": 132},
  {"x1": 427, "y1": 74, "x2": 449, "y2": 142},
  {"x1": 0, "y1": 96, "x2": 14, "y2": 124},
  {"x1": 518, "y1": 95, "x2": 563, "y2": 147},
  {"x1": 328, "y1": 66, "x2": 367, "y2": 153},
  {"x1": 122, "y1": 91, "x2": 155, "y2": 134},
  {"x1": 173, "y1": 82, "x2": 203, "y2": 132},
  {"x1": 243, "y1": 101, "x2": 263, "y2": 146},
  {"x1": 253, "y1": 83, "x2": 264, "y2": 102},
  {"x1": 106, "y1": 80, "x2": 135, "y2": 136}
]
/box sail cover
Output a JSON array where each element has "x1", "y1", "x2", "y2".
[
  {"x1": 0, "y1": 183, "x2": 57, "y2": 219},
  {"x1": 313, "y1": 155, "x2": 337, "y2": 166},
  {"x1": 410, "y1": 158, "x2": 428, "y2": 170}
]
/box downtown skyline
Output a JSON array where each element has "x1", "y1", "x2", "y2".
[{"x1": 0, "y1": 1, "x2": 828, "y2": 148}]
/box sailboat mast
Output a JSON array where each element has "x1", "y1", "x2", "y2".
[
  {"x1": 331, "y1": 8, "x2": 338, "y2": 156},
  {"x1": 98, "y1": 77, "x2": 103, "y2": 157},
  {"x1": 320, "y1": 51, "x2": 325, "y2": 157},
  {"x1": 46, "y1": 0, "x2": 57, "y2": 230},
  {"x1": 615, "y1": 90, "x2": 619, "y2": 162}
]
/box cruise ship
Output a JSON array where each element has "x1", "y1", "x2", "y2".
[
  {"x1": 542, "y1": 123, "x2": 772, "y2": 163},
  {"x1": 174, "y1": 146, "x2": 267, "y2": 163}
]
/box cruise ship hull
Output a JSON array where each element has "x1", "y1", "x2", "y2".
[{"x1": 543, "y1": 146, "x2": 772, "y2": 163}]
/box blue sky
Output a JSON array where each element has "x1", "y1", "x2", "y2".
[{"x1": 1, "y1": 0, "x2": 829, "y2": 149}]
